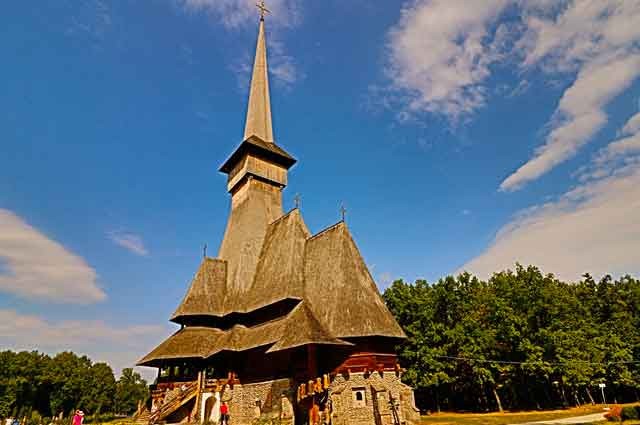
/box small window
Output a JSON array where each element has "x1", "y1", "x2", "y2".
[{"x1": 352, "y1": 388, "x2": 366, "y2": 408}]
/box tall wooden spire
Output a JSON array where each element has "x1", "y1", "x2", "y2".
[
  {"x1": 216, "y1": 12, "x2": 295, "y2": 307},
  {"x1": 243, "y1": 17, "x2": 274, "y2": 143}
]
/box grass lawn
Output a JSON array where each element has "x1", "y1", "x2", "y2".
[
  {"x1": 420, "y1": 405, "x2": 606, "y2": 425},
  {"x1": 92, "y1": 419, "x2": 133, "y2": 425}
]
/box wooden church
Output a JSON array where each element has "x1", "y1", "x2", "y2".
[{"x1": 137, "y1": 7, "x2": 419, "y2": 425}]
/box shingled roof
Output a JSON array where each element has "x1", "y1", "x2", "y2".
[
  {"x1": 219, "y1": 136, "x2": 296, "y2": 174},
  {"x1": 140, "y1": 211, "x2": 404, "y2": 366},
  {"x1": 139, "y1": 301, "x2": 351, "y2": 367},
  {"x1": 171, "y1": 258, "x2": 227, "y2": 322},
  {"x1": 303, "y1": 221, "x2": 405, "y2": 339},
  {"x1": 138, "y1": 12, "x2": 404, "y2": 369},
  {"x1": 243, "y1": 208, "x2": 310, "y2": 312}
]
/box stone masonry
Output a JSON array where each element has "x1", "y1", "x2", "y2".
[{"x1": 329, "y1": 372, "x2": 419, "y2": 425}]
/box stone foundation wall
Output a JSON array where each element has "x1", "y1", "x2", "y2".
[
  {"x1": 220, "y1": 378, "x2": 294, "y2": 425},
  {"x1": 186, "y1": 373, "x2": 418, "y2": 425},
  {"x1": 329, "y1": 372, "x2": 419, "y2": 425}
]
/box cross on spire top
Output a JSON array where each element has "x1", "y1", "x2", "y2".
[
  {"x1": 340, "y1": 204, "x2": 347, "y2": 222},
  {"x1": 256, "y1": 1, "x2": 270, "y2": 20}
]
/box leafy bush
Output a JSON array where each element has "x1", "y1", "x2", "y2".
[
  {"x1": 30, "y1": 410, "x2": 42, "y2": 424},
  {"x1": 621, "y1": 405, "x2": 640, "y2": 420},
  {"x1": 620, "y1": 406, "x2": 640, "y2": 421}
]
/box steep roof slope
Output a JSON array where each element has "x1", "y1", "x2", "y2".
[
  {"x1": 243, "y1": 208, "x2": 310, "y2": 312},
  {"x1": 303, "y1": 222, "x2": 406, "y2": 339},
  {"x1": 171, "y1": 258, "x2": 227, "y2": 322}
]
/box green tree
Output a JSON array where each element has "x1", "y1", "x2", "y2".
[
  {"x1": 384, "y1": 266, "x2": 640, "y2": 412},
  {"x1": 114, "y1": 368, "x2": 147, "y2": 415},
  {"x1": 44, "y1": 352, "x2": 92, "y2": 416},
  {"x1": 81, "y1": 363, "x2": 116, "y2": 414}
]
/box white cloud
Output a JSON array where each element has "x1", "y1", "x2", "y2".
[
  {"x1": 500, "y1": 0, "x2": 640, "y2": 190},
  {"x1": 462, "y1": 112, "x2": 640, "y2": 282},
  {"x1": 621, "y1": 111, "x2": 640, "y2": 136},
  {"x1": 267, "y1": 38, "x2": 300, "y2": 87},
  {"x1": 519, "y1": 0, "x2": 640, "y2": 71},
  {"x1": 385, "y1": 0, "x2": 640, "y2": 189},
  {"x1": 107, "y1": 230, "x2": 149, "y2": 256},
  {"x1": 0, "y1": 209, "x2": 105, "y2": 304},
  {"x1": 578, "y1": 112, "x2": 640, "y2": 181},
  {"x1": 385, "y1": 0, "x2": 511, "y2": 119},
  {"x1": 0, "y1": 309, "x2": 167, "y2": 380},
  {"x1": 500, "y1": 53, "x2": 640, "y2": 190}
]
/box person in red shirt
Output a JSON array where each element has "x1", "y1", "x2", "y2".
[
  {"x1": 71, "y1": 411, "x2": 84, "y2": 425},
  {"x1": 220, "y1": 402, "x2": 229, "y2": 425}
]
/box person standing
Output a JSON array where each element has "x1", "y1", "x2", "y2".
[
  {"x1": 71, "y1": 411, "x2": 84, "y2": 425},
  {"x1": 219, "y1": 402, "x2": 229, "y2": 425}
]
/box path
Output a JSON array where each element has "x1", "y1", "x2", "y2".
[{"x1": 511, "y1": 412, "x2": 606, "y2": 424}]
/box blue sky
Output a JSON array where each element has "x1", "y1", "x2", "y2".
[{"x1": 1, "y1": 0, "x2": 640, "y2": 378}]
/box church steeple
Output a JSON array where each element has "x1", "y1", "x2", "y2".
[
  {"x1": 216, "y1": 8, "x2": 296, "y2": 307},
  {"x1": 243, "y1": 16, "x2": 274, "y2": 143}
]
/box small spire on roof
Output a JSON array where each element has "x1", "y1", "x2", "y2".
[
  {"x1": 340, "y1": 203, "x2": 347, "y2": 222},
  {"x1": 243, "y1": 1, "x2": 274, "y2": 143},
  {"x1": 203, "y1": 243, "x2": 207, "y2": 258},
  {"x1": 294, "y1": 193, "x2": 301, "y2": 209}
]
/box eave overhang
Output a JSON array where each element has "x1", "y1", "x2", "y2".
[{"x1": 219, "y1": 135, "x2": 296, "y2": 174}]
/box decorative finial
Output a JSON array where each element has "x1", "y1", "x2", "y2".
[
  {"x1": 203, "y1": 243, "x2": 207, "y2": 258},
  {"x1": 256, "y1": 0, "x2": 270, "y2": 20},
  {"x1": 340, "y1": 204, "x2": 347, "y2": 222},
  {"x1": 294, "y1": 193, "x2": 301, "y2": 209}
]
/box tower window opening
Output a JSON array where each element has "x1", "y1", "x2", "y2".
[{"x1": 352, "y1": 388, "x2": 366, "y2": 407}]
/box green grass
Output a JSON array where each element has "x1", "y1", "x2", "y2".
[
  {"x1": 420, "y1": 405, "x2": 605, "y2": 425},
  {"x1": 91, "y1": 419, "x2": 133, "y2": 425}
]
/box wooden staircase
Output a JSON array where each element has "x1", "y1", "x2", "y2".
[
  {"x1": 132, "y1": 407, "x2": 151, "y2": 425},
  {"x1": 149, "y1": 381, "x2": 198, "y2": 424}
]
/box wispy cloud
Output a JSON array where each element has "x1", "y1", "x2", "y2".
[
  {"x1": 180, "y1": 0, "x2": 302, "y2": 87},
  {"x1": 181, "y1": 0, "x2": 301, "y2": 29},
  {"x1": 377, "y1": 271, "x2": 396, "y2": 290},
  {"x1": 621, "y1": 111, "x2": 640, "y2": 137},
  {"x1": 0, "y1": 309, "x2": 167, "y2": 379},
  {"x1": 65, "y1": 0, "x2": 112, "y2": 49},
  {"x1": 107, "y1": 230, "x2": 149, "y2": 256},
  {"x1": 0, "y1": 209, "x2": 105, "y2": 304},
  {"x1": 500, "y1": 0, "x2": 640, "y2": 190},
  {"x1": 462, "y1": 111, "x2": 640, "y2": 282},
  {"x1": 384, "y1": 0, "x2": 640, "y2": 189},
  {"x1": 384, "y1": 0, "x2": 511, "y2": 120}
]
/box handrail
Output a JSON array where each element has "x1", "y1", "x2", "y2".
[{"x1": 150, "y1": 381, "x2": 198, "y2": 423}]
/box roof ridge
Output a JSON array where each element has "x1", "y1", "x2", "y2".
[
  {"x1": 203, "y1": 256, "x2": 225, "y2": 262},
  {"x1": 268, "y1": 207, "x2": 298, "y2": 226},
  {"x1": 307, "y1": 220, "x2": 345, "y2": 241}
]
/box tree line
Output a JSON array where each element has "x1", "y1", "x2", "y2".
[
  {"x1": 383, "y1": 265, "x2": 640, "y2": 413},
  {"x1": 0, "y1": 351, "x2": 148, "y2": 422}
]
